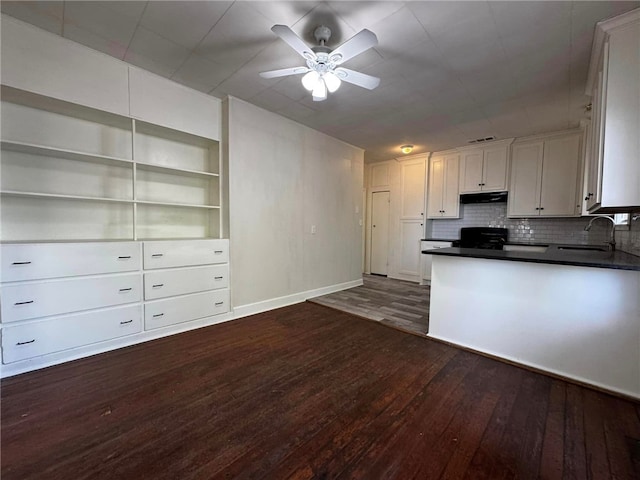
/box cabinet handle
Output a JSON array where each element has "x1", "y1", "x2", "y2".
[
  {"x1": 118, "y1": 256, "x2": 131, "y2": 259},
  {"x1": 214, "y1": 276, "x2": 224, "y2": 280},
  {"x1": 152, "y1": 284, "x2": 164, "y2": 288},
  {"x1": 14, "y1": 300, "x2": 34, "y2": 306},
  {"x1": 540, "y1": 207, "x2": 544, "y2": 210},
  {"x1": 120, "y1": 320, "x2": 133, "y2": 325},
  {"x1": 11, "y1": 261, "x2": 31, "y2": 265},
  {"x1": 420, "y1": 212, "x2": 424, "y2": 216},
  {"x1": 215, "y1": 301, "x2": 224, "y2": 306},
  {"x1": 16, "y1": 339, "x2": 35, "y2": 346},
  {"x1": 214, "y1": 250, "x2": 224, "y2": 254},
  {"x1": 119, "y1": 288, "x2": 132, "y2": 292},
  {"x1": 151, "y1": 253, "x2": 163, "y2": 258},
  {"x1": 153, "y1": 313, "x2": 164, "y2": 318},
  {"x1": 584, "y1": 196, "x2": 589, "y2": 201}
]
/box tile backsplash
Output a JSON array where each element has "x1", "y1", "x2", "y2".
[{"x1": 430, "y1": 203, "x2": 640, "y2": 256}]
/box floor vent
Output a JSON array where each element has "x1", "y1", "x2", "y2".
[{"x1": 468, "y1": 136, "x2": 496, "y2": 144}]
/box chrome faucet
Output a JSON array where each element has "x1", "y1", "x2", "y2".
[{"x1": 584, "y1": 216, "x2": 616, "y2": 251}]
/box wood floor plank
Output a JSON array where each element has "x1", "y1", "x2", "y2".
[{"x1": 2, "y1": 302, "x2": 639, "y2": 480}]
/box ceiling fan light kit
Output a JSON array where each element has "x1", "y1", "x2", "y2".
[{"x1": 260, "y1": 24, "x2": 380, "y2": 102}]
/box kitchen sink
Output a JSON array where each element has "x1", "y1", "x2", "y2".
[{"x1": 556, "y1": 245, "x2": 610, "y2": 252}]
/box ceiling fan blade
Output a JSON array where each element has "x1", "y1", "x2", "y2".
[
  {"x1": 271, "y1": 25, "x2": 316, "y2": 61},
  {"x1": 329, "y1": 29, "x2": 378, "y2": 65},
  {"x1": 334, "y1": 67, "x2": 380, "y2": 90},
  {"x1": 259, "y1": 67, "x2": 309, "y2": 79}
]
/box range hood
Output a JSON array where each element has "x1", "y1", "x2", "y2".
[{"x1": 460, "y1": 191, "x2": 508, "y2": 204}]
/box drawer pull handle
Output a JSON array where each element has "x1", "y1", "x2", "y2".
[
  {"x1": 152, "y1": 284, "x2": 164, "y2": 288},
  {"x1": 119, "y1": 288, "x2": 132, "y2": 292},
  {"x1": 215, "y1": 301, "x2": 224, "y2": 306},
  {"x1": 17, "y1": 339, "x2": 35, "y2": 346},
  {"x1": 14, "y1": 300, "x2": 34, "y2": 306},
  {"x1": 120, "y1": 320, "x2": 133, "y2": 325},
  {"x1": 214, "y1": 250, "x2": 224, "y2": 254},
  {"x1": 151, "y1": 254, "x2": 164, "y2": 258},
  {"x1": 118, "y1": 256, "x2": 131, "y2": 259},
  {"x1": 153, "y1": 313, "x2": 164, "y2": 318},
  {"x1": 12, "y1": 261, "x2": 31, "y2": 265},
  {"x1": 214, "y1": 276, "x2": 224, "y2": 280}
]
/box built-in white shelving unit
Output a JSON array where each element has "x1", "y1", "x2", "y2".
[{"x1": 0, "y1": 86, "x2": 223, "y2": 243}]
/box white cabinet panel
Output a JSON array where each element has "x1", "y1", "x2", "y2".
[
  {"x1": 1, "y1": 16, "x2": 130, "y2": 116},
  {"x1": 459, "y1": 150, "x2": 483, "y2": 193},
  {"x1": 427, "y1": 156, "x2": 445, "y2": 218},
  {"x1": 143, "y1": 239, "x2": 228, "y2": 269},
  {"x1": 541, "y1": 134, "x2": 581, "y2": 216},
  {"x1": 1, "y1": 273, "x2": 141, "y2": 322},
  {"x1": 144, "y1": 265, "x2": 228, "y2": 300},
  {"x1": 508, "y1": 142, "x2": 544, "y2": 217},
  {"x1": 399, "y1": 158, "x2": 426, "y2": 218},
  {"x1": 1, "y1": 242, "x2": 140, "y2": 282},
  {"x1": 398, "y1": 220, "x2": 423, "y2": 277},
  {"x1": 2, "y1": 304, "x2": 142, "y2": 364},
  {"x1": 129, "y1": 67, "x2": 221, "y2": 141},
  {"x1": 442, "y1": 156, "x2": 460, "y2": 218},
  {"x1": 144, "y1": 289, "x2": 229, "y2": 330},
  {"x1": 482, "y1": 146, "x2": 509, "y2": 192}
]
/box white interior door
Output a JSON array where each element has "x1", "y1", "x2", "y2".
[{"x1": 370, "y1": 191, "x2": 390, "y2": 275}]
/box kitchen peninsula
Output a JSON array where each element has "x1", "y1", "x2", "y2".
[{"x1": 427, "y1": 247, "x2": 640, "y2": 399}]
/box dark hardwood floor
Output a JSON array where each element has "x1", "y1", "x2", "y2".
[{"x1": 2, "y1": 302, "x2": 639, "y2": 480}]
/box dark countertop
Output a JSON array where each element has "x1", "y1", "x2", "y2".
[
  {"x1": 425, "y1": 245, "x2": 640, "y2": 271},
  {"x1": 421, "y1": 238, "x2": 457, "y2": 242}
]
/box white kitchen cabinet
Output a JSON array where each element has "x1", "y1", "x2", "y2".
[
  {"x1": 459, "y1": 141, "x2": 511, "y2": 194},
  {"x1": 584, "y1": 10, "x2": 640, "y2": 213},
  {"x1": 427, "y1": 152, "x2": 460, "y2": 219},
  {"x1": 129, "y1": 67, "x2": 221, "y2": 141},
  {"x1": 398, "y1": 220, "x2": 424, "y2": 278},
  {"x1": 508, "y1": 131, "x2": 582, "y2": 218},
  {"x1": 420, "y1": 241, "x2": 453, "y2": 284},
  {"x1": 398, "y1": 155, "x2": 426, "y2": 219}
]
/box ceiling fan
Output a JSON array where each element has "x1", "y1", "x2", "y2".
[{"x1": 259, "y1": 25, "x2": 381, "y2": 102}]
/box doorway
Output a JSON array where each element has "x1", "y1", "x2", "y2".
[{"x1": 370, "y1": 191, "x2": 390, "y2": 275}]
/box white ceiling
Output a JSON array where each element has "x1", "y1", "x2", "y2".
[{"x1": 2, "y1": 1, "x2": 638, "y2": 162}]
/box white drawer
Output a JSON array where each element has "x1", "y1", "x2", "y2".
[
  {"x1": 143, "y1": 239, "x2": 228, "y2": 269},
  {"x1": 2, "y1": 304, "x2": 142, "y2": 364},
  {"x1": 144, "y1": 265, "x2": 228, "y2": 300},
  {"x1": 1, "y1": 242, "x2": 140, "y2": 282},
  {"x1": 1, "y1": 273, "x2": 141, "y2": 323},
  {"x1": 144, "y1": 289, "x2": 229, "y2": 330}
]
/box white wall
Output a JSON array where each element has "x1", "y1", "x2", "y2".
[{"x1": 225, "y1": 97, "x2": 364, "y2": 313}]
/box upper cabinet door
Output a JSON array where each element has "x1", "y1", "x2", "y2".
[
  {"x1": 1, "y1": 16, "x2": 130, "y2": 116},
  {"x1": 427, "y1": 156, "x2": 445, "y2": 218},
  {"x1": 441, "y1": 154, "x2": 460, "y2": 218},
  {"x1": 129, "y1": 68, "x2": 221, "y2": 141},
  {"x1": 482, "y1": 146, "x2": 509, "y2": 192},
  {"x1": 400, "y1": 158, "x2": 426, "y2": 218},
  {"x1": 540, "y1": 134, "x2": 581, "y2": 216},
  {"x1": 459, "y1": 150, "x2": 483, "y2": 193},
  {"x1": 508, "y1": 142, "x2": 544, "y2": 217}
]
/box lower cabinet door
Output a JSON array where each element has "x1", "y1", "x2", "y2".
[
  {"x1": 1, "y1": 273, "x2": 141, "y2": 322},
  {"x1": 144, "y1": 289, "x2": 229, "y2": 330},
  {"x1": 144, "y1": 265, "x2": 228, "y2": 300},
  {"x1": 2, "y1": 304, "x2": 142, "y2": 363}
]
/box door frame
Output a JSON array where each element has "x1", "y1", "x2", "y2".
[{"x1": 369, "y1": 190, "x2": 390, "y2": 275}]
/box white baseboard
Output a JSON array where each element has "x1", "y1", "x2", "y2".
[
  {"x1": 1, "y1": 278, "x2": 362, "y2": 378},
  {"x1": 427, "y1": 332, "x2": 640, "y2": 401},
  {"x1": 232, "y1": 278, "x2": 363, "y2": 320}
]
